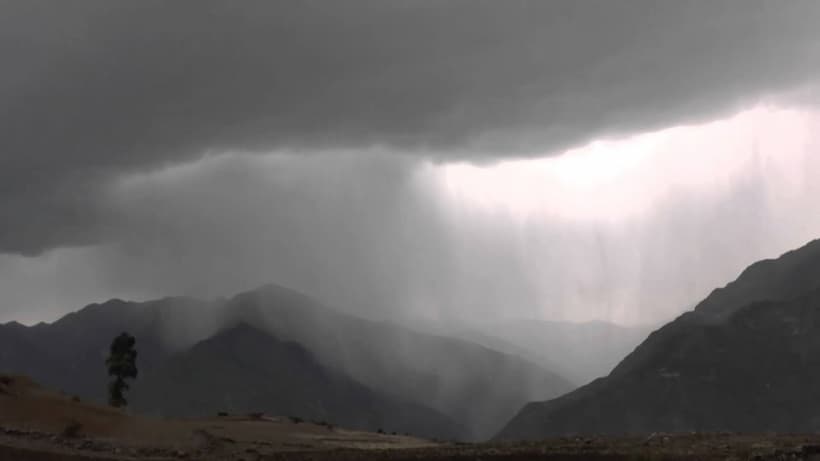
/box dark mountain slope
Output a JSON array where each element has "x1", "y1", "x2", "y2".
[
  {"x1": 132, "y1": 323, "x2": 462, "y2": 439},
  {"x1": 692, "y1": 237, "x2": 820, "y2": 321},
  {"x1": 497, "y1": 238, "x2": 820, "y2": 440},
  {"x1": 222, "y1": 285, "x2": 575, "y2": 440},
  {"x1": 0, "y1": 322, "x2": 68, "y2": 388},
  {"x1": 0, "y1": 297, "x2": 222, "y2": 401}
]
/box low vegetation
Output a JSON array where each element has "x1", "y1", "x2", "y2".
[{"x1": 60, "y1": 420, "x2": 82, "y2": 438}]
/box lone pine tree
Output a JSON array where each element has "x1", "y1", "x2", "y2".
[{"x1": 106, "y1": 332, "x2": 138, "y2": 407}]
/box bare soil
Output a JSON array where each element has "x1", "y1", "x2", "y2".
[
  {"x1": 0, "y1": 374, "x2": 433, "y2": 460},
  {"x1": 4, "y1": 374, "x2": 820, "y2": 460}
]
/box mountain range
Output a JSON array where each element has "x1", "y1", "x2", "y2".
[
  {"x1": 0, "y1": 284, "x2": 573, "y2": 440},
  {"x1": 7, "y1": 238, "x2": 819, "y2": 442},
  {"x1": 133, "y1": 322, "x2": 462, "y2": 438},
  {"x1": 498, "y1": 238, "x2": 820, "y2": 439}
]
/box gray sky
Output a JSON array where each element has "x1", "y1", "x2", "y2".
[{"x1": 1, "y1": 1, "x2": 819, "y2": 325}]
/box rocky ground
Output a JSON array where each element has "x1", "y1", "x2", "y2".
[
  {"x1": 0, "y1": 373, "x2": 432, "y2": 460},
  {"x1": 6, "y1": 374, "x2": 820, "y2": 460},
  {"x1": 0, "y1": 421, "x2": 436, "y2": 460},
  {"x1": 6, "y1": 427, "x2": 820, "y2": 460}
]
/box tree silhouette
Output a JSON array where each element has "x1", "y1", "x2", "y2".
[{"x1": 106, "y1": 332, "x2": 137, "y2": 407}]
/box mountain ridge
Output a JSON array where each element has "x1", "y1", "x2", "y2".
[
  {"x1": 497, "y1": 238, "x2": 820, "y2": 440},
  {"x1": 132, "y1": 322, "x2": 463, "y2": 439},
  {"x1": 0, "y1": 282, "x2": 573, "y2": 440}
]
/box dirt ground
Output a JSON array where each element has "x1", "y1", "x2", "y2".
[
  {"x1": 5, "y1": 374, "x2": 820, "y2": 460},
  {"x1": 0, "y1": 374, "x2": 434, "y2": 460}
]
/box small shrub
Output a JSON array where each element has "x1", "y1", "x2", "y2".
[
  {"x1": 377, "y1": 428, "x2": 384, "y2": 434},
  {"x1": 217, "y1": 411, "x2": 229, "y2": 417},
  {"x1": 0, "y1": 377, "x2": 10, "y2": 395},
  {"x1": 313, "y1": 420, "x2": 335, "y2": 430},
  {"x1": 289, "y1": 416, "x2": 303, "y2": 424},
  {"x1": 62, "y1": 420, "x2": 83, "y2": 438},
  {"x1": 248, "y1": 412, "x2": 264, "y2": 419},
  {"x1": 71, "y1": 395, "x2": 81, "y2": 403}
]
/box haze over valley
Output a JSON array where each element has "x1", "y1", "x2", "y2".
[{"x1": 2, "y1": 1, "x2": 820, "y2": 459}]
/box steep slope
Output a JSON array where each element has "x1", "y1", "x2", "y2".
[
  {"x1": 497, "y1": 238, "x2": 820, "y2": 439},
  {"x1": 132, "y1": 323, "x2": 462, "y2": 439},
  {"x1": 691, "y1": 238, "x2": 820, "y2": 322}
]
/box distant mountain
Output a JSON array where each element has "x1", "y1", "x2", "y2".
[
  {"x1": 0, "y1": 297, "x2": 225, "y2": 402},
  {"x1": 215, "y1": 285, "x2": 574, "y2": 440},
  {"x1": 452, "y1": 320, "x2": 653, "y2": 385},
  {"x1": 0, "y1": 284, "x2": 573, "y2": 440},
  {"x1": 133, "y1": 323, "x2": 461, "y2": 439},
  {"x1": 497, "y1": 238, "x2": 820, "y2": 440}
]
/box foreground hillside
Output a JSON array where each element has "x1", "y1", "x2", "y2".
[
  {"x1": 8, "y1": 374, "x2": 820, "y2": 461},
  {"x1": 0, "y1": 284, "x2": 573, "y2": 440},
  {"x1": 498, "y1": 238, "x2": 820, "y2": 439},
  {"x1": 0, "y1": 373, "x2": 437, "y2": 460}
]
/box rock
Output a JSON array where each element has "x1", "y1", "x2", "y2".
[{"x1": 802, "y1": 444, "x2": 820, "y2": 455}]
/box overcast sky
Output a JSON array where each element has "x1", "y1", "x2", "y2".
[{"x1": 1, "y1": 1, "x2": 819, "y2": 326}]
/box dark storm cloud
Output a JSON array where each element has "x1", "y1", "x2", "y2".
[
  {"x1": 4, "y1": 148, "x2": 820, "y2": 326},
  {"x1": 1, "y1": 0, "x2": 819, "y2": 253}
]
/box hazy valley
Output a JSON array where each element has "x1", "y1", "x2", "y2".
[{"x1": 5, "y1": 238, "x2": 820, "y2": 459}]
